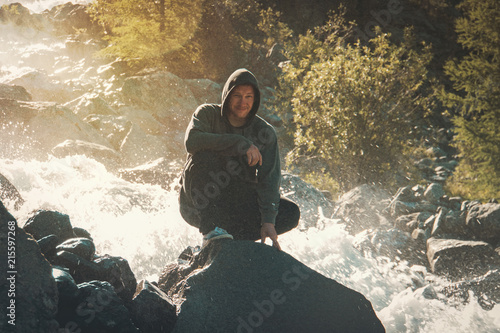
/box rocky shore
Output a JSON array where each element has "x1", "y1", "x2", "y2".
[{"x1": 0, "y1": 199, "x2": 385, "y2": 332}]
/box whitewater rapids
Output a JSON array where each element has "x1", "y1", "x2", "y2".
[{"x1": 1, "y1": 156, "x2": 499, "y2": 332}]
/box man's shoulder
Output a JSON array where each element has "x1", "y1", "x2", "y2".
[
  {"x1": 252, "y1": 115, "x2": 277, "y2": 133},
  {"x1": 195, "y1": 103, "x2": 221, "y2": 115}
]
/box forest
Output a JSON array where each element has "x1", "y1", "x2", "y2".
[{"x1": 85, "y1": 0, "x2": 499, "y2": 201}]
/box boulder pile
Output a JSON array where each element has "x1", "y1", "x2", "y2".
[
  {"x1": 0, "y1": 199, "x2": 385, "y2": 332},
  {"x1": 337, "y1": 182, "x2": 500, "y2": 310}
]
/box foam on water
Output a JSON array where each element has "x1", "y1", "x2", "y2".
[{"x1": 1, "y1": 155, "x2": 498, "y2": 332}]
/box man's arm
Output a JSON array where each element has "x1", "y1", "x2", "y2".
[{"x1": 185, "y1": 105, "x2": 252, "y2": 155}]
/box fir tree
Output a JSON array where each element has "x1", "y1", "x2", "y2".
[{"x1": 441, "y1": 0, "x2": 500, "y2": 200}]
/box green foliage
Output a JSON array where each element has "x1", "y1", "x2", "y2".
[
  {"x1": 87, "y1": 0, "x2": 202, "y2": 67},
  {"x1": 441, "y1": 0, "x2": 500, "y2": 201},
  {"x1": 277, "y1": 12, "x2": 433, "y2": 191}
]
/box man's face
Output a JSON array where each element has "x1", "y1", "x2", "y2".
[{"x1": 227, "y1": 84, "x2": 255, "y2": 126}]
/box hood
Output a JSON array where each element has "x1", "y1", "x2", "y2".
[{"x1": 221, "y1": 68, "x2": 261, "y2": 128}]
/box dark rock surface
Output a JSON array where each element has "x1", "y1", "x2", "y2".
[
  {"x1": 129, "y1": 280, "x2": 177, "y2": 333},
  {"x1": 158, "y1": 239, "x2": 385, "y2": 333},
  {"x1": 0, "y1": 201, "x2": 59, "y2": 332}
]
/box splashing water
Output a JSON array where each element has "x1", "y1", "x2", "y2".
[
  {"x1": 1, "y1": 1, "x2": 499, "y2": 331},
  {"x1": 1, "y1": 155, "x2": 499, "y2": 332}
]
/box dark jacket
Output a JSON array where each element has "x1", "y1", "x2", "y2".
[{"x1": 180, "y1": 68, "x2": 281, "y2": 225}]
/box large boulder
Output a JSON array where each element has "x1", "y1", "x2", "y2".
[
  {"x1": 0, "y1": 201, "x2": 59, "y2": 332},
  {"x1": 129, "y1": 280, "x2": 177, "y2": 333},
  {"x1": 8, "y1": 70, "x2": 84, "y2": 103},
  {"x1": 23, "y1": 210, "x2": 76, "y2": 242},
  {"x1": 121, "y1": 71, "x2": 198, "y2": 129},
  {"x1": 426, "y1": 237, "x2": 500, "y2": 279},
  {"x1": 118, "y1": 157, "x2": 183, "y2": 190},
  {"x1": 184, "y1": 78, "x2": 221, "y2": 105},
  {"x1": 0, "y1": 99, "x2": 112, "y2": 160},
  {"x1": 69, "y1": 281, "x2": 139, "y2": 333},
  {"x1": 52, "y1": 139, "x2": 121, "y2": 167},
  {"x1": 466, "y1": 203, "x2": 500, "y2": 244},
  {"x1": 158, "y1": 240, "x2": 385, "y2": 333},
  {"x1": 0, "y1": 83, "x2": 32, "y2": 101},
  {"x1": 43, "y1": 2, "x2": 99, "y2": 35}
]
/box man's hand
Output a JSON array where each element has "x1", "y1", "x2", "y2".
[
  {"x1": 261, "y1": 223, "x2": 281, "y2": 251},
  {"x1": 246, "y1": 144, "x2": 262, "y2": 167}
]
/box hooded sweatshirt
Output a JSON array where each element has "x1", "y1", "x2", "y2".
[{"x1": 182, "y1": 68, "x2": 281, "y2": 225}]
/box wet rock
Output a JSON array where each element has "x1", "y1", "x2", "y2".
[
  {"x1": 37, "y1": 234, "x2": 60, "y2": 259},
  {"x1": 51, "y1": 139, "x2": 121, "y2": 168},
  {"x1": 121, "y1": 71, "x2": 198, "y2": 129},
  {"x1": 0, "y1": 83, "x2": 32, "y2": 101},
  {"x1": 353, "y1": 228, "x2": 427, "y2": 266},
  {"x1": 423, "y1": 183, "x2": 445, "y2": 204},
  {"x1": 395, "y1": 212, "x2": 433, "y2": 233},
  {"x1": 0, "y1": 99, "x2": 112, "y2": 160},
  {"x1": 426, "y1": 238, "x2": 499, "y2": 279},
  {"x1": 56, "y1": 237, "x2": 96, "y2": 261},
  {"x1": 118, "y1": 157, "x2": 183, "y2": 190},
  {"x1": 43, "y1": 2, "x2": 98, "y2": 35},
  {"x1": 93, "y1": 255, "x2": 137, "y2": 303},
  {"x1": 441, "y1": 269, "x2": 500, "y2": 310},
  {"x1": 66, "y1": 93, "x2": 118, "y2": 119},
  {"x1": 24, "y1": 210, "x2": 76, "y2": 242},
  {"x1": 0, "y1": 3, "x2": 50, "y2": 30},
  {"x1": 119, "y1": 123, "x2": 175, "y2": 168},
  {"x1": 72, "y1": 281, "x2": 139, "y2": 333},
  {"x1": 184, "y1": 78, "x2": 221, "y2": 105},
  {"x1": 53, "y1": 250, "x2": 102, "y2": 282},
  {"x1": 159, "y1": 240, "x2": 385, "y2": 333},
  {"x1": 53, "y1": 266, "x2": 79, "y2": 301},
  {"x1": 73, "y1": 227, "x2": 93, "y2": 240},
  {"x1": 0, "y1": 201, "x2": 59, "y2": 333},
  {"x1": 129, "y1": 280, "x2": 177, "y2": 333},
  {"x1": 466, "y1": 203, "x2": 500, "y2": 244},
  {"x1": 8, "y1": 70, "x2": 83, "y2": 103},
  {"x1": 0, "y1": 172, "x2": 25, "y2": 210}
]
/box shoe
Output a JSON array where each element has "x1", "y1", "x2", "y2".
[{"x1": 202, "y1": 227, "x2": 233, "y2": 247}]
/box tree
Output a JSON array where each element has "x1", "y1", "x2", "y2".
[
  {"x1": 87, "y1": 0, "x2": 202, "y2": 68},
  {"x1": 277, "y1": 12, "x2": 433, "y2": 191},
  {"x1": 441, "y1": 0, "x2": 500, "y2": 201}
]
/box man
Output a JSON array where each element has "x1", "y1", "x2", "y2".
[{"x1": 179, "y1": 68, "x2": 300, "y2": 249}]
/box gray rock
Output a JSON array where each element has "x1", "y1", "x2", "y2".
[
  {"x1": 121, "y1": 71, "x2": 198, "y2": 129},
  {"x1": 72, "y1": 281, "x2": 139, "y2": 332},
  {"x1": 441, "y1": 269, "x2": 500, "y2": 310},
  {"x1": 0, "y1": 83, "x2": 32, "y2": 101},
  {"x1": 23, "y1": 210, "x2": 75, "y2": 242},
  {"x1": 0, "y1": 201, "x2": 59, "y2": 332},
  {"x1": 426, "y1": 238, "x2": 499, "y2": 279},
  {"x1": 423, "y1": 183, "x2": 445, "y2": 204},
  {"x1": 159, "y1": 240, "x2": 385, "y2": 333},
  {"x1": 56, "y1": 237, "x2": 96, "y2": 261},
  {"x1": 51, "y1": 139, "x2": 121, "y2": 168},
  {"x1": 353, "y1": 228, "x2": 427, "y2": 266},
  {"x1": 0, "y1": 172, "x2": 25, "y2": 210},
  {"x1": 129, "y1": 280, "x2": 177, "y2": 333},
  {"x1": 93, "y1": 255, "x2": 137, "y2": 303},
  {"x1": 466, "y1": 203, "x2": 500, "y2": 244}
]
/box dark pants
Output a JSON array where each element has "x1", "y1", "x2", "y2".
[{"x1": 179, "y1": 151, "x2": 300, "y2": 240}]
